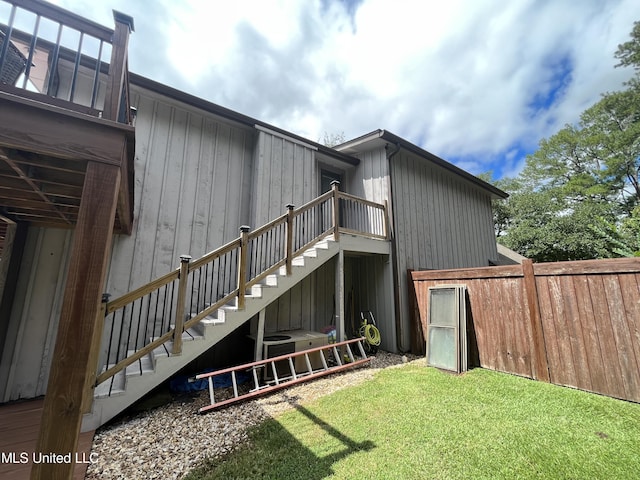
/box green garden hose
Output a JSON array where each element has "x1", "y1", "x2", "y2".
[{"x1": 360, "y1": 323, "x2": 381, "y2": 347}]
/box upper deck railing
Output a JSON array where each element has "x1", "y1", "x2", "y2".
[{"x1": 0, "y1": 0, "x2": 133, "y2": 123}]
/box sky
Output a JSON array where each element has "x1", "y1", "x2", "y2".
[{"x1": 7, "y1": 0, "x2": 640, "y2": 180}]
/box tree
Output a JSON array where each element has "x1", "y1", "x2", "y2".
[
  {"x1": 321, "y1": 131, "x2": 346, "y2": 147},
  {"x1": 493, "y1": 21, "x2": 640, "y2": 262}
]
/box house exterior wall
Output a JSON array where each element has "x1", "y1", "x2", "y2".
[
  {"x1": 0, "y1": 86, "x2": 345, "y2": 400},
  {"x1": 344, "y1": 147, "x2": 396, "y2": 351},
  {"x1": 390, "y1": 149, "x2": 499, "y2": 351},
  {"x1": 105, "y1": 86, "x2": 255, "y2": 298},
  {"x1": 0, "y1": 227, "x2": 73, "y2": 401},
  {"x1": 251, "y1": 129, "x2": 318, "y2": 227},
  {"x1": 346, "y1": 146, "x2": 390, "y2": 204},
  {"x1": 346, "y1": 254, "x2": 396, "y2": 352}
]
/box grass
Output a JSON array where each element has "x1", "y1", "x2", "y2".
[{"x1": 183, "y1": 365, "x2": 640, "y2": 480}]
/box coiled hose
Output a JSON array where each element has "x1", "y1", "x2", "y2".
[{"x1": 360, "y1": 323, "x2": 381, "y2": 349}]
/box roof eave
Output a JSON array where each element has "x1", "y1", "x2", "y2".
[{"x1": 129, "y1": 73, "x2": 359, "y2": 167}]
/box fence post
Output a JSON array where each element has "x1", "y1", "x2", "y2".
[
  {"x1": 173, "y1": 254, "x2": 192, "y2": 355},
  {"x1": 285, "y1": 204, "x2": 295, "y2": 276},
  {"x1": 238, "y1": 225, "x2": 250, "y2": 310},
  {"x1": 331, "y1": 180, "x2": 340, "y2": 241},
  {"x1": 522, "y1": 259, "x2": 550, "y2": 382}
]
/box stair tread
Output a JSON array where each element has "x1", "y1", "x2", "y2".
[{"x1": 86, "y1": 234, "x2": 340, "y2": 429}]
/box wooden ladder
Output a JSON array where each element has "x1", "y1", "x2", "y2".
[{"x1": 197, "y1": 337, "x2": 371, "y2": 413}]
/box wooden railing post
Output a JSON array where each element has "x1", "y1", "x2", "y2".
[
  {"x1": 384, "y1": 200, "x2": 391, "y2": 240},
  {"x1": 331, "y1": 180, "x2": 340, "y2": 241},
  {"x1": 103, "y1": 11, "x2": 134, "y2": 122},
  {"x1": 172, "y1": 254, "x2": 191, "y2": 355},
  {"x1": 285, "y1": 204, "x2": 295, "y2": 275},
  {"x1": 238, "y1": 225, "x2": 250, "y2": 310}
]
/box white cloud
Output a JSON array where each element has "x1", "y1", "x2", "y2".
[{"x1": 40, "y1": 0, "x2": 640, "y2": 177}]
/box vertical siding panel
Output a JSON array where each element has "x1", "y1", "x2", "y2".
[
  {"x1": 174, "y1": 112, "x2": 201, "y2": 257},
  {"x1": 193, "y1": 119, "x2": 215, "y2": 253},
  {"x1": 153, "y1": 106, "x2": 187, "y2": 276},
  {"x1": 132, "y1": 100, "x2": 171, "y2": 289},
  {"x1": 205, "y1": 124, "x2": 224, "y2": 250}
]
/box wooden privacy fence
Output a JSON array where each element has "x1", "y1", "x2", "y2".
[{"x1": 410, "y1": 258, "x2": 640, "y2": 403}]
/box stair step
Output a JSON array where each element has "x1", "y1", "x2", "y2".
[
  {"x1": 168, "y1": 325, "x2": 206, "y2": 341},
  {"x1": 246, "y1": 283, "x2": 265, "y2": 298},
  {"x1": 216, "y1": 305, "x2": 237, "y2": 322},
  {"x1": 84, "y1": 233, "x2": 341, "y2": 431},
  {"x1": 292, "y1": 255, "x2": 306, "y2": 266},
  {"x1": 124, "y1": 352, "x2": 155, "y2": 377},
  {"x1": 94, "y1": 370, "x2": 125, "y2": 398}
]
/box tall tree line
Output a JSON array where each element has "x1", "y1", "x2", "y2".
[{"x1": 492, "y1": 22, "x2": 640, "y2": 262}]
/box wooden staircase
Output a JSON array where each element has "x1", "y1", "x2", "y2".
[{"x1": 82, "y1": 184, "x2": 389, "y2": 432}]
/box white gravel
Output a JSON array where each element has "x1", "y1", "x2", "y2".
[{"x1": 85, "y1": 351, "x2": 420, "y2": 480}]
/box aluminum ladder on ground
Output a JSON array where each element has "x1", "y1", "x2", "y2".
[{"x1": 196, "y1": 337, "x2": 371, "y2": 413}]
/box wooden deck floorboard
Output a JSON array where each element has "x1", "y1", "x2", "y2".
[{"x1": 0, "y1": 398, "x2": 94, "y2": 479}]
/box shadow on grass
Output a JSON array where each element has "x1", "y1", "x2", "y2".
[{"x1": 189, "y1": 393, "x2": 375, "y2": 480}]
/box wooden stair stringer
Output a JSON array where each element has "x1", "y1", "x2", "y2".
[{"x1": 81, "y1": 238, "x2": 339, "y2": 432}]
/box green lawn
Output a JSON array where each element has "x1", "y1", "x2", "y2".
[{"x1": 184, "y1": 365, "x2": 640, "y2": 480}]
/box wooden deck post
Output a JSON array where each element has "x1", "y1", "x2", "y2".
[
  {"x1": 237, "y1": 225, "x2": 250, "y2": 310},
  {"x1": 335, "y1": 249, "x2": 345, "y2": 342},
  {"x1": 522, "y1": 259, "x2": 550, "y2": 383},
  {"x1": 331, "y1": 181, "x2": 340, "y2": 241},
  {"x1": 285, "y1": 204, "x2": 294, "y2": 276},
  {"x1": 173, "y1": 255, "x2": 192, "y2": 355},
  {"x1": 32, "y1": 161, "x2": 120, "y2": 480},
  {"x1": 102, "y1": 12, "x2": 134, "y2": 122}
]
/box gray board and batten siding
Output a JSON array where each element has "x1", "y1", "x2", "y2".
[
  {"x1": 390, "y1": 149, "x2": 500, "y2": 351},
  {"x1": 0, "y1": 78, "x2": 358, "y2": 401},
  {"x1": 338, "y1": 133, "x2": 504, "y2": 352}
]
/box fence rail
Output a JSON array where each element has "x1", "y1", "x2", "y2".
[
  {"x1": 410, "y1": 258, "x2": 640, "y2": 403},
  {"x1": 94, "y1": 183, "x2": 388, "y2": 391}
]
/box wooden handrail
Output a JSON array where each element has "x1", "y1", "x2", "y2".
[
  {"x1": 9, "y1": 0, "x2": 115, "y2": 41},
  {"x1": 247, "y1": 212, "x2": 287, "y2": 240},
  {"x1": 189, "y1": 237, "x2": 241, "y2": 271},
  {"x1": 337, "y1": 191, "x2": 385, "y2": 210},
  {"x1": 106, "y1": 269, "x2": 179, "y2": 313},
  {"x1": 95, "y1": 186, "x2": 390, "y2": 388},
  {"x1": 293, "y1": 189, "x2": 333, "y2": 215}
]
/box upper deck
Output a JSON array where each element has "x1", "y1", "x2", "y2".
[{"x1": 0, "y1": 0, "x2": 135, "y2": 233}]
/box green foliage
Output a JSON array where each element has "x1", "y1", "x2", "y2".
[
  {"x1": 615, "y1": 21, "x2": 640, "y2": 72},
  {"x1": 184, "y1": 367, "x2": 640, "y2": 480},
  {"x1": 494, "y1": 21, "x2": 640, "y2": 261},
  {"x1": 589, "y1": 207, "x2": 640, "y2": 257}
]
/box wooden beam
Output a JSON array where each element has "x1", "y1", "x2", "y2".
[
  {"x1": 0, "y1": 92, "x2": 134, "y2": 166},
  {"x1": 31, "y1": 161, "x2": 120, "y2": 480}
]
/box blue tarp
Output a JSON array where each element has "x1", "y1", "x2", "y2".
[{"x1": 169, "y1": 370, "x2": 250, "y2": 393}]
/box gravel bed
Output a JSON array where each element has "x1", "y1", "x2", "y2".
[{"x1": 85, "y1": 351, "x2": 421, "y2": 480}]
